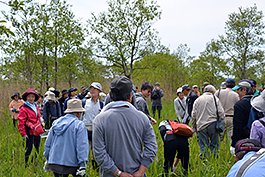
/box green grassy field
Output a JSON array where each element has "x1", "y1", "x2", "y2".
[{"x1": 0, "y1": 101, "x2": 234, "y2": 176}]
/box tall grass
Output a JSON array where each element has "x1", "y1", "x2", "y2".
[{"x1": 0, "y1": 100, "x2": 235, "y2": 176}]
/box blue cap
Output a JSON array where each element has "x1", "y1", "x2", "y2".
[
  {"x1": 232, "y1": 80, "x2": 252, "y2": 91},
  {"x1": 225, "y1": 78, "x2": 235, "y2": 84},
  {"x1": 155, "y1": 82, "x2": 160, "y2": 86}
]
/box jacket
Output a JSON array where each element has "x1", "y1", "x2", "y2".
[
  {"x1": 43, "y1": 101, "x2": 62, "y2": 124},
  {"x1": 17, "y1": 103, "x2": 41, "y2": 137},
  {"x1": 43, "y1": 114, "x2": 89, "y2": 167},
  {"x1": 151, "y1": 89, "x2": 164, "y2": 106},
  {"x1": 9, "y1": 99, "x2": 24, "y2": 120},
  {"x1": 135, "y1": 93, "x2": 151, "y2": 119},
  {"x1": 186, "y1": 91, "x2": 198, "y2": 117}
]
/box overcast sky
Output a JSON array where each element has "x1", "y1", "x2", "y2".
[{"x1": 1, "y1": 0, "x2": 265, "y2": 57}]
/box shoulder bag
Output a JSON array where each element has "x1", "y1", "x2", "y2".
[{"x1": 213, "y1": 95, "x2": 225, "y2": 133}]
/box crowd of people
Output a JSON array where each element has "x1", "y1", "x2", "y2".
[{"x1": 8, "y1": 77, "x2": 265, "y2": 176}]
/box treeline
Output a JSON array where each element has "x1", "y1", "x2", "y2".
[{"x1": 1, "y1": 0, "x2": 265, "y2": 95}]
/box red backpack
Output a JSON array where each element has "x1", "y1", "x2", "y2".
[{"x1": 167, "y1": 119, "x2": 194, "y2": 138}]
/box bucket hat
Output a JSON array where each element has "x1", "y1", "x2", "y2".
[
  {"x1": 251, "y1": 90, "x2": 265, "y2": 112},
  {"x1": 22, "y1": 88, "x2": 39, "y2": 102},
  {"x1": 11, "y1": 92, "x2": 21, "y2": 99},
  {"x1": 46, "y1": 92, "x2": 56, "y2": 101},
  {"x1": 64, "y1": 99, "x2": 85, "y2": 113},
  {"x1": 89, "y1": 82, "x2": 102, "y2": 92}
]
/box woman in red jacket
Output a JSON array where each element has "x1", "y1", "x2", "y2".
[{"x1": 18, "y1": 88, "x2": 42, "y2": 165}]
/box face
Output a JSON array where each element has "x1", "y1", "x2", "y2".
[
  {"x1": 193, "y1": 87, "x2": 198, "y2": 93},
  {"x1": 236, "y1": 88, "x2": 246, "y2": 98},
  {"x1": 81, "y1": 89, "x2": 85, "y2": 94},
  {"x1": 37, "y1": 97, "x2": 43, "y2": 103},
  {"x1": 70, "y1": 91, "x2": 76, "y2": 97},
  {"x1": 63, "y1": 93, "x2": 68, "y2": 98},
  {"x1": 14, "y1": 95, "x2": 19, "y2": 101},
  {"x1": 27, "y1": 94, "x2": 35, "y2": 104},
  {"x1": 89, "y1": 86, "x2": 100, "y2": 97},
  {"x1": 49, "y1": 100, "x2": 54, "y2": 104},
  {"x1": 178, "y1": 92, "x2": 184, "y2": 99},
  {"x1": 183, "y1": 89, "x2": 188, "y2": 96},
  {"x1": 142, "y1": 88, "x2": 152, "y2": 98},
  {"x1": 155, "y1": 85, "x2": 160, "y2": 90}
]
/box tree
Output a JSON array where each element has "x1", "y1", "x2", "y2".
[
  {"x1": 220, "y1": 5, "x2": 265, "y2": 80},
  {"x1": 88, "y1": 0, "x2": 162, "y2": 78}
]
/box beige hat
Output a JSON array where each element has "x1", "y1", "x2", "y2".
[
  {"x1": 204, "y1": 85, "x2": 216, "y2": 93},
  {"x1": 46, "y1": 92, "x2": 56, "y2": 101},
  {"x1": 45, "y1": 91, "x2": 52, "y2": 96},
  {"x1": 49, "y1": 87, "x2": 55, "y2": 91},
  {"x1": 65, "y1": 99, "x2": 85, "y2": 113}
]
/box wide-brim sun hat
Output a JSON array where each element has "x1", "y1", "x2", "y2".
[
  {"x1": 22, "y1": 88, "x2": 39, "y2": 102},
  {"x1": 89, "y1": 82, "x2": 102, "y2": 92},
  {"x1": 251, "y1": 90, "x2": 265, "y2": 112},
  {"x1": 11, "y1": 92, "x2": 21, "y2": 99},
  {"x1": 46, "y1": 92, "x2": 56, "y2": 101},
  {"x1": 64, "y1": 99, "x2": 85, "y2": 113}
]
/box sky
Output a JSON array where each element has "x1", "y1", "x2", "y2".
[{"x1": 1, "y1": 0, "x2": 265, "y2": 57}]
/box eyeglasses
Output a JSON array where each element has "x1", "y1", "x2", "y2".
[{"x1": 148, "y1": 91, "x2": 151, "y2": 93}]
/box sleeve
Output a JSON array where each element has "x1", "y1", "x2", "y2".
[
  {"x1": 191, "y1": 100, "x2": 198, "y2": 129},
  {"x1": 76, "y1": 122, "x2": 89, "y2": 167},
  {"x1": 160, "y1": 90, "x2": 164, "y2": 97},
  {"x1": 57, "y1": 101, "x2": 62, "y2": 118},
  {"x1": 17, "y1": 107, "x2": 27, "y2": 137},
  {"x1": 43, "y1": 128, "x2": 54, "y2": 160},
  {"x1": 250, "y1": 121, "x2": 261, "y2": 142},
  {"x1": 9, "y1": 101, "x2": 13, "y2": 111},
  {"x1": 141, "y1": 121, "x2": 157, "y2": 167},
  {"x1": 63, "y1": 98, "x2": 68, "y2": 114},
  {"x1": 132, "y1": 92, "x2": 138, "y2": 109},
  {"x1": 104, "y1": 94, "x2": 111, "y2": 106},
  {"x1": 174, "y1": 99, "x2": 181, "y2": 122},
  {"x1": 92, "y1": 118, "x2": 118, "y2": 175},
  {"x1": 43, "y1": 102, "x2": 48, "y2": 124},
  {"x1": 231, "y1": 104, "x2": 244, "y2": 147}
]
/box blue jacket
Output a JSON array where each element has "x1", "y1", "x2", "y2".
[
  {"x1": 43, "y1": 114, "x2": 89, "y2": 167},
  {"x1": 43, "y1": 101, "x2": 61, "y2": 124}
]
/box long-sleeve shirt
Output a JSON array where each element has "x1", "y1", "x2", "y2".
[
  {"x1": 191, "y1": 92, "x2": 225, "y2": 131},
  {"x1": 93, "y1": 101, "x2": 157, "y2": 177},
  {"x1": 43, "y1": 101, "x2": 61, "y2": 124},
  {"x1": 174, "y1": 97, "x2": 188, "y2": 123},
  {"x1": 135, "y1": 93, "x2": 151, "y2": 120},
  {"x1": 9, "y1": 99, "x2": 24, "y2": 120},
  {"x1": 250, "y1": 116, "x2": 265, "y2": 147}
]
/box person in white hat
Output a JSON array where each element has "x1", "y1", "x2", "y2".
[
  {"x1": 174, "y1": 88, "x2": 189, "y2": 123},
  {"x1": 44, "y1": 99, "x2": 88, "y2": 177},
  {"x1": 43, "y1": 92, "x2": 61, "y2": 129},
  {"x1": 250, "y1": 90, "x2": 265, "y2": 147}
]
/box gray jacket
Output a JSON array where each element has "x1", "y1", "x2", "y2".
[{"x1": 151, "y1": 89, "x2": 164, "y2": 106}]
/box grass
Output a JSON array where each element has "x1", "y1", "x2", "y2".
[{"x1": 0, "y1": 101, "x2": 235, "y2": 176}]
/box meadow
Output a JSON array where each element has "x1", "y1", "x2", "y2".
[{"x1": 0, "y1": 100, "x2": 235, "y2": 177}]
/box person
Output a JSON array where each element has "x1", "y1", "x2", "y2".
[
  {"x1": 36, "y1": 93, "x2": 44, "y2": 116},
  {"x1": 192, "y1": 85, "x2": 225, "y2": 158},
  {"x1": 43, "y1": 92, "x2": 62, "y2": 129},
  {"x1": 93, "y1": 76, "x2": 157, "y2": 177},
  {"x1": 63, "y1": 87, "x2": 79, "y2": 114},
  {"x1": 81, "y1": 82, "x2": 104, "y2": 169},
  {"x1": 250, "y1": 90, "x2": 265, "y2": 147},
  {"x1": 151, "y1": 82, "x2": 164, "y2": 119},
  {"x1": 250, "y1": 79, "x2": 260, "y2": 96},
  {"x1": 231, "y1": 81, "x2": 254, "y2": 153},
  {"x1": 174, "y1": 88, "x2": 188, "y2": 123},
  {"x1": 192, "y1": 85, "x2": 201, "y2": 97},
  {"x1": 227, "y1": 139, "x2": 264, "y2": 177},
  {"x1": 159, "y1": 121, "x2": 189, "y2": 176},
  {"x1": 58, "y1": 89, "x2": 68, "y2": 115},
  {"x1": 43, "y1": 99, "x2": 89, "y2": 177},
  {"x1": 78, "y1": 86, "x2": 87, "y2": 100},
  {"x1": 182, "y1": 84, "x2": 198, "y2": 124},
  {"x1": 214, "y1": 78, "x2": 239, "y2": 141},
  {"x1": 135, "y1": 82, "x2": 157, "y2": 124},
  {"x1": 9, "y1": 92, "x2": 24, "y2": 127},
  {"x1": 17, "y1": 88, "x2": 42, "y2": 165}
]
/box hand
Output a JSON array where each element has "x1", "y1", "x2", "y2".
[
  {"x1": 12, "y1": 108, "x2": 16, "y2": 112},
  {"x1": 151, "y1": 117, "x2": 157, "y2": 124},
  {"x1": 76, "y1": 167, "x2": 86, "y2": 176},
  {"x1": 120, "y1": 172, "x2": 133, "y2": 177},
  {"x1": 43, "y1": 161, "x2": 51, "y2": 172},
  {"x1": 230, "y1": 146, "x2": 235, "y2": 155},
  {"x1": 23, "y1": 135, "x2": 28, "y2": 141},
  {"x1": 132, "y1": 170, "x2": 145, "y2": 177}
]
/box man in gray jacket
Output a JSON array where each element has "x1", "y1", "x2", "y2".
[{"x1": 93, "y1": 76, "x2": 157, "y2": 177}]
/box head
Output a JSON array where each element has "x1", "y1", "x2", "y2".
[
  {"x1": 250, "y1": 90, "x2": 265, "y2": 113},
  {"x1": 234, "y1": 139, "x2": 262, "y2": 161},
  {"x1": 11, "y1": 92, "x2": 21, "y2": 101},
  {"x1": 61, "y1": 89, "x2": 68, "y2": 98},
  {"x1": 80, "y1": 86, "x2": 86, "y2": 94},
  {"x1": 177, "y1": 88, "x2": 184, "y2": 99},
  {"x1": 89, "y1": 82, "x2": 102, "y2": 98},
  {"x1": 110, "y1": 76, "x2": 133, "y2": 102},
  {"x1": 203, "y1": 82, "x2": 210, "y2": 88},
  {"x1": 182, "y1": 84, "x2": 191, "y2": 96},
  {"x1": 192, "y1": 85, "x2": 198, "y2": 93},
  {"x1": 154, "y1": 82, "x2": 160, "y2": 90},
  {"x1": 68, "y1": 88, "x2": 77, "y2": 98},
  {"x1": 64, "y1": 99, "x2": 85, "y2": 118},
  {"x1": 225, "y1": 78, "x2": 236, "y2": 88},
  {"x1": 233, "y1": 81, "x2": 253, "y2": 98},
  {"x1": 140, "y1": 82, "x2": 153, "y2": 98},
  {"x1": 204, "y1": 85, "x2": 216, "y2": 95},
  {"x1": 250, "y1": 79, "x2": 257, "y2": 91},
  {"x1": 22, "y1": 88, "x2": 39, "y2": 104},
  {"x1": 47, "y1": 92, "x2": 56, "y2": 104},
  {"x1": 53, "y1": 89, "x2": 60, "y2": 99},
  {"x1": 36, "y1": 93, "x2": 43, "y2": 103}
]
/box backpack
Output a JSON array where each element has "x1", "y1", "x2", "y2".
[{"x1": 167, "y1": 119, "x2": 194, "y2": 137}]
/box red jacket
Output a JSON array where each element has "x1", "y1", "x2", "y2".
[{"x1": 17, "y1": 103, "x2": 41, "y2": 137}]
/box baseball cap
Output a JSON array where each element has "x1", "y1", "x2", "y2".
[
  {"x1": 89, "y1": 82, "x2": 102, "y2": 92},
  {"x1": 68, "y1": 87, "x2": 77, "y2": 93},
  {"x1": 225, "y1": 78, "x2": 236, "y2": 84},
  {"x1": 232, "y1": 81, "x2": 252, "y2": 91},
  {"x1": 182, "y1": 84, "x2": 191, "y2": 91},
  {"x1": 110, "y1": 76, "x2": 132, "y2": 94},
  {"x1": 192, "y1": 85, "x2": 198, "y2": 89},
  {"x1": 235, "y1": 139, "x2": 262, "y2": 154}
]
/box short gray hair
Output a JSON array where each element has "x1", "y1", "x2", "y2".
[{"x1": 204, "y1": 85, "x2": 216, "y2": 93}]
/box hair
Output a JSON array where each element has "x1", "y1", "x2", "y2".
[
  {"x1": 235, "y1": 143, "x2": 255, "y2": 160},
  {"x1": 226, "y1": 82, "x2": 235, "y2": 88},
  {"x1": 70, "y1": 112, "x2": 81, "y2": 116},
  {"x1": 184, "y1": 87, "x2": 191, "y2": 91},
  {"x1": 110, "y1": 91, "x2": 131, "y2": 101},
  {"x1": 239, "y1": 87, "x2": 254, "y2": 95},
  {"x1": 141, "y1": 82, "x2": 153, "y2": 91}
]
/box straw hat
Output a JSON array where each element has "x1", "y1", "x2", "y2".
[
  {"x1": 251, "y1": 90, "x2": 265, "y2": 112},
  {"x1": 64, "y1": 99, "x2": 85, "y2": 113},
  {"x1": 46, "y1": 92, "x2": 56, "y2": 101}
]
